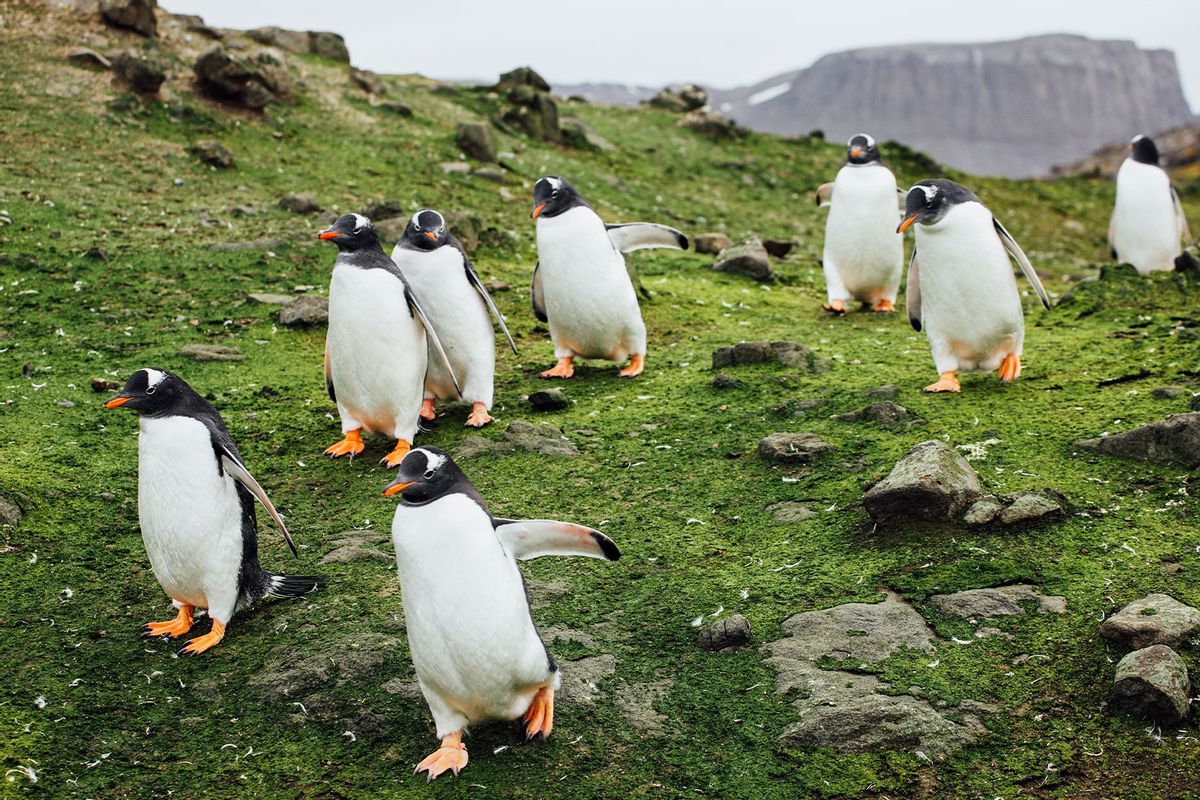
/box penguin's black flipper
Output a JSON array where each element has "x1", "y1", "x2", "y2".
[
  {"x1": 906, "y1": 248, "x2": 922, "y2": 332},
  {"x1": 219, "y1": 449, "x2": 298, "y2": 557},
  {"x1": 531, "y1": 262, "x2": 548, "y2": 323},
  {"x1": 605, "y1": 222, "x2": 688, "y2": 253},
  {"x1": 324, "y1": 339, "x2": 336, "y2": 402},
  {"x1": 449, "y1": 234, "x2": 518, "y2": 354},
  {"x1": 404, "y1": 285, "x2": 463, "y2": 396},
  {"x1": 492, "y1": 518, "x2": 621, "y2": 562},
  {"x1": 993, "y1": 218, "x2": 1050, "y2": 310},
  {"x1": 816, "y1": 182, "x2": 834, "y2": 208}
]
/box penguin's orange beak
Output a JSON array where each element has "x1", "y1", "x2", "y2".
[
  {"x1": 851, "y1": 148, "x2": 864, "y2": 157},
  {"x1": 897, "y1": 215, "x2": 918, "y2": 234},
  {"x1": 383, "y1": 481, "x2": 413, "y2": 496},
  {"x1": 103, "y1": 396, "x2": 130, "y2": 408},
  {"x1": 318, "y1": 230, "x2": 343, "y2": 240},
  {"x1": 531, "y1": 203, "x2": 545, "y2": 219},
  {"x1": 424, "y1": 231, "x2": 438, "y2": 241}
]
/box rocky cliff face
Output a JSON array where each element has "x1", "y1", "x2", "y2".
[{"x1": 708, "y1": 35, "x2": 1194, "y2": 177}]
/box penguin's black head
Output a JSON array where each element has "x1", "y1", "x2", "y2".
[
  {"x1": 1129, "y1": 135, "x2": 1160, "y2": 165},
  {"x1": 103, "y1": 367, "x2": 189, "y2": 415},
  {"x1": 318, "y1": 213, "x2": 380, "y2": 252},
  {"x1": 898, "y1": 179, "x2": 981, "y2": 232},
  {"x1": 401, "y1": 209, "x2": 448, "y2": 250},
  {"x1": 531, "y1": 176, "x2": 583, "y2": 219},
  {"x1": 383, "y1": 446, "x2": 469, "y2": 504},
  {"x1": 847, "y1": 133, "x2": 881, "y2": 165}
]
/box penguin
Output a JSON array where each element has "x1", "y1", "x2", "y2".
[
  {"x1": 390, "y1": 209, "x2": 517, "y2": 429},
  {"x1": 898, "y1": 179, "x2": 1051, "y2": 393},
  {"x1": 1109, "y1": 135, "x2": 1192, "y2": 274},
  {"x1": 815, "y1": 133, "x2": 905, "y2": 314},
  {"x1": 382, "y1": 446, "x2": 620, "y2": 780},
  {"x1": 530, "y1": 175, "x2": 688, "y2": 379},
  {"x1": 103, "y1": 368, "x2": 323, "y2": 655},
  {"x1": 319, "y1": 213, "x2": 460, "y2": 467}
]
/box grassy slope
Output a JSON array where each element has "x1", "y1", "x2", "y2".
[{"x1": 2, "y1": 2, "x2": 1199, "y2": 798}]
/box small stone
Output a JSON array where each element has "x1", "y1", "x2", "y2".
[
  {"x1": 711, "y1": 373, "x2": 744, "y2": 389},
  {"x1": 763, "y1": 239, "x2": 795, "y2": 258},
  {"x1": 178, "y1": 343, "x2": 245, "y2": 362},
  {"x1": 56, "y1": 400, "x2": 75, "y2": 408},
  {"x1": 678, "y1": 108, "x2": 743, "y2": 139},
  {"x1": 483, "y1": 280, "x2": 509, "y2": 292},
  {"x1": 712, "y1": 238, "x2": 772, "y2": 281},
  {"x1": 439, "y1": 162, "x2": 471, "y2": 175},
  {"x1": 929, "y1": 585, "x2": 1066, "y2": 619},
  {"x1": 379, "y1": 102, "x2": 413, "y2": 117},
  {"x1": 230, "y1": 205, "x2": 257, "y2": 217},
  {"x1": 711, "y1": 340, "x2": 772, "y2": 368},
  {"x1": 997, "y1": 491, "x2": 1066, "y2": 526},
  {"x1": 349, "y1": 67, "x2": 383, "y2": 95},
  {"x1": 187, "y1": 140, "x2": 235, "y2": 169},
  {"x1": 961, "y1": 495, "x2": 1004, "y2": 526},
  {"x1": 504, "y1": 421, "x2": 577, "y2": 456},
  {"x1": 559, "y1": 116, "x2": 614, "y2": 151},
  {"x1": 85, "y1": 247, "x2": 108, "y2": 261},
  {"x1": 472, "y1": 165, "x2": 506, "y2": 184},
  {"x1": 699, "y1": 614, "x2": 751, "y2": 651},
  {"x1": 1151, "y1": 386, "x2": 1186, "y2": 399},
  {"x1": 863, "y1": 384, "x2": 899, "y2": 399},
  {"x1": 279, "y1": 295, "x2": 328, "y2": 326},
  {"x1": 836, "y1": 401, "x2": 922, "y2": 426},
  {"x1": 247, "y1": 293, "x2": 293, "y2": 305},
  {"x1": 67, "y1": 48, "x2": 111, "y2": 70},
  {"x1": 100, "y1": 0, "x2": 157, "y2": 36},
  {"x1": 110, "y1": 50, "x2": 165, "y2": 95},
  {"x1": 1111, "y1": 645, "x2": 1191, "y2": 724},
  {"x1": 1100, "y1": 594, "x2": 1200, "y2": 650},
  {"x1": 455, "y1": 122, "x2": 497, "y2": 162},
  {"x1": 767, "y1": 501, "x2": 816, "y2": 523},
  {"x1": 758, "y1": 432, "x2": 834, "y2": 464},
  {"x1": 528, "y1": 388, "x2": 568, "y2": 411},
  {"x1": 91, "y1": 378, "x2": 121, "y2": 392},
  {"x1": 1074, "y1": 412, "x2": 1200, "y2": 469},
  {"x1": 863, "y1": 440, "x2": 982, "y2": 524},
  {"x1": 694, "y1": 233, "x2": 732, "y2": 255},
  {"x1": 773, "y1": 398, "x2": 825, "y2": 418},
  {"x1": 0, "y1": 493, "x2": 22, "y2": 527},
  {"x1": 278, "y1": 194, "x2": 321, "y2": 214}
]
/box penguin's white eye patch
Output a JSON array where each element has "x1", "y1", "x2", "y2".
[
  {"x1": 918, "y1": 185, "x2": 938, "y2": 203},
  {"x1": 351, "y1": 213, "x2": 369, "y2": 232},
  {"x1": 142, "y1": 368, "x2": 165, "y2": 390}
]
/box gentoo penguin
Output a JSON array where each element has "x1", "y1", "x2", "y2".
[
  {"x1": 1109, "y1": 135, "x2": 1192, "y2": 274},
  {"x1": 530, "y1": 175, "x2": 688, "y2": 378},
  {"x1": 319, "y1": 213, "x2": 460, "y2": 467},
  {"x1": 815, "y1": 133, "x2": 904, "y2": 313},
  {"x1": 383, "y1": 446, "x2": 620, "y2": 780},
  {"x1": 898, "y1": 179, "x2": 1051, "y2": 393},
  {"x1": 103, "y1": 368, "x2": 323, "y2": 655},
  {"x1": 390, "y1": 209, "x2": 517, "y2": 428}
]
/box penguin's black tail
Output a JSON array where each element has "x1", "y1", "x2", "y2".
[{"x1": 264, "y1": 572, "x2": 326, "y2": 599}]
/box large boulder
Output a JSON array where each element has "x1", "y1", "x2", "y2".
[
  {"x1": 498, "y1": 85, "x2": 560, "y2": 142},
  {"x1": 495, "y1": 66, "x2": 550, "y2": 92},
  {"x1": 929, "y1": 585, "x2": 1066, "y2": 619},
  {"x1": 349, "y1": 67, "x2": 384, "y2": 95},
  {"x1": 308, "y1": 31, "x2": 350, "y2": 62},
  {"x1": 455, "y1": 122, "x2": 496, "y2": 162},
  {"x1": 645, "y1": 84, "x2": 707, "y2": 112},
  {"x1": 560, "y1": 117, "x2": 614, "y2": 151},
  {"x1": 100, "y1": 0, "x2": 157, "y2": 37},
  {"x1": 110, "y1": 49, "x2": 165, "y2": 95},
  {"x1": 1111, "y1": 645, "x2": 1191, "y2": 724},
  {"x1": 1074, "y1": 413, "x2": 1200, "y2": 469},
  {"x1": 193, "y1": 45, "x2": 283, "y2": 110},
  {"x1": 712, "y1": 238, "x2": 772, "y2": 281},
  {"x1": 1100, "y1": 594, "x2": 1200, "y2": 650},
  {"x1": 245, "y1": 26, "x2": 310, "y2": 54},
  {"x1": 0, "y1": 493, "x2": 22, "y2": 528},
  {"x1": 863, "y1": 440, "x2": 982, "y2": 524}
]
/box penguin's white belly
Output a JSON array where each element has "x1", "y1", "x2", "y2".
[
  {"x1": 137, "y1": 416, "x2": 243, "y2": 610},
  {"x1": 393, "y1": 246, "x2": 495, "y2": 406},
  {"x1": 327, "y1": 265, "x2": 427, "y2": 438},
  {"x1": 824, "y1": 166, "x2": 903, "y2": 298},
  {"x1": 393, "y1": 495, "x2": 552, "y2": 722},
  {"x1": 917, "y1": 204, "x2": 1024, "y2": 372},
  {"x1": 537, "y1": 207, "x2": 645, "y2": 361},
  {"x1": 1111, "y1": 161, "x2": 1180, "y2": 274}
]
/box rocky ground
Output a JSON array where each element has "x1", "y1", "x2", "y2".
[{"x1": 1, "y1": 1, "x2": 1199, "y2": 798}]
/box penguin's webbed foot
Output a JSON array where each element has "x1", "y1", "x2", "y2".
[
  {"x1": 997, "y1": 353, "x2": 1022, "y2": 384},
  {"x1": 142, "y1": 603, "x2": 194, "y2": 638},
  {"x1": 324, "y1": 429, "x2": 365, "y2": 459},
  {"x1": 178, "y1": 619, "x2": 225, "y2": 656},
  {"x1": 523, "y1": 686, "x2": 555, "y2": 740},
  {"x1": 419, "y1": 398, "x2": 436, "y2": 421},
  {"x1": 822, "y1": 300, "x2": 848, "y2": 315},
  {"x1": 381, "y1": 439, "x2": 411, "y2": 468},
  {"x1": 924, "y1": 372, "x2": 961, "y2": 393},
  {"x1": 415, "y1": 732, "x2": 467, "y2": 781},
  {"x1": 539, "y1": 357, "x2": 574, "y2": 379},
  {"x1": 617, "y1": 354, "x2": 644, "y2": 378},
  {"x1": 465, "y1": 402, "x2": 492, "y2": 428},
  {"x1": 872, "y1": 299, "x2": 896, "y2": 313}
]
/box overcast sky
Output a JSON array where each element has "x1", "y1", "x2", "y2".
[{"x1": 164, "y1": 0, "x2": 1200, "y2": 109}]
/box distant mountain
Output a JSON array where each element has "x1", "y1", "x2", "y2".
[{"x1": 709, "y1": 35, "x2": 1194, "y2": 177}]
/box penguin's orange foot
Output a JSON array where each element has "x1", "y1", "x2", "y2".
[
  {"x1": 539, "y1": 357, "x2": 574, "y2": 379},
  {"x1": 419, "y1": 398, "x2": 436, "y2": 421},
  {"x1": 822, "y1": 300, "x2": 848, "y2": 315},
  {"x1": 415, "y1": 732, "x2": 467, "y2": 781},
  {"x1": 924, "y1": 372, "x2": 961, "y2": 393},
  {"x1": 523, "y1": 686, "x2": 555, "y2": 740},
  {"x1": 178, "y1": 620, "x2": 225, "y2": 656},
  {"x1": 618, "y1": 354, "x2": 644, "y2": 378},
  {"x1": 872, "y1": 299, "x2": 896, "y2": 313},
  {"x1": 465, "y1": 403, "x2": 492, "y2": 428},
  {"x1": 324, "y1": 429, "x2": 365, "y2": 458},
  {"x1": 381, "y1": 439, "x2": 412, "y2": 468},
  {"x1": 997, "y1": 353, "x2": 1022, "y2": 384},
  {"x1": 142, "y1": 603, "x2": 194, "y2": 638}
]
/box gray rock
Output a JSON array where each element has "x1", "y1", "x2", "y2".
[
  {"x1": 699, "y1": 614, "x2": 751, "y2": 651},
  {"x1": 837, "y1": 401, "x2": 923, "y2": 427},
  {"x1": 711, "y1": 373, "x2": 744, "y2": 389},
  {"x1": 100, "y1": 0, "x2": 156, "y2": 36},
  {"x1": 770, "y1": 341, "x2": 824, "y2": 370},
  {"x1": 278, "y1": 193, "x2": 321, "y2": 214},
  {"x1": 67, "y1": 48, "x2": 111, "y2": 70},
  {"x1": 472, "y1": 165, "x2": 507, "y2": 184},
  {"x1": 372, "y1": 216, "x2": 407, "y2": 245},
  {"x1": 504, "y1": 421, "x2": 577, "y2": 456},
  {"x1": 771, "y1": 592, "x2": 936, "y2": 663},
  {"x1": 230, "y1": 205, "x2": 257, "y2": 217},
  {"x1": 496, "y1": 66, "x2": 550, "y2": 92},
  {"x1": 250, "y1": 635, "x2": 397, "y2": 704},
  {"x1": 279, "y1": 295, "x2": 328, "y2": 326},
  {"x1": 557, "y1": 654, "x2": 616, "y2": 706},
  {"x1": 1193, "y1": 396, "x2": 1200, "y2": 412},
  {"x1": 188, "y1": 140, "x2": 234, "y2": 169},
  {"x1": 997, "y1": 491, "x2": 1066, "y2": 526},
  {"x1": 455, "y1": 122, "x2": 496, "y2": 162},
  {"x1": 379, "y1": 102, "x2": 413, "y2": 117},
  {"x1": 694, "y1": 233, "x2": 732, "y2": 254},
  {"x1": 560, "y1": 116, "x2": 614, "y2": 151},
  {"x1": 110, "y1": 49, "x2": 165, "y2": 95},
  {"x1": 712, "y1": 238, "x2": 772, "y2": 281},
  {"x1": 56, "y1": 400, "x2": 75, "y2": 408},
  {"x1": 678, "y1": 108, "x2": 743, "y2": 139},
  {"x1": 178, "y1": 343, "x2": 244, "y2": 362},
  {"x1": 248, "y1": 293, "x2": 292, "y2": 305},
  {"x1": 1111, "y1": 645, "x2": 1191, "y2": 724},
  {"x1": 767, "y1": 501, "x2": 817, "y2": 523},
  {"x1": 758, "y1": 432, "x2": 834, "y2": 464},
  {"x1": 308, "y1": 31, "x2": 349, "y2": 62},
  {"x1": 528, "y1": 388, "x2": 568, "y2": 411},
  {"x1": 929, "y1": 585, "x2": 1066, "y2": 620},
  {"x1": 1074, "y1": 413, "x2": 1200, "y2": 469},
  {"x1": 245, "y1": 26, "x2": 309, "y2": 54},
  {"x1": 645, "y1": 84, "x2": 707, "y2": 112},
  {"x1": 1152, "y1": 386, "x2": 1186, "y2": 399},
  {"x1": 961, "y1": 495, "x2": 1004, "y2": 526},
  {"x1": 193, "y1": 45, "x2": 281, "y2": 110},
  {"x1": 1100, "y1": 594, "x2": 1200, "y2": 650},
  {"x1": 348, "y1": 67, "x2": 383, "y2": 95},
  {"x1": 773, "y1": 398, "x2": 825, "y2": 418},
  {"x1": 91, "y1": 377, "x2": 121, "y2": 392},
  {"x1": 864, "y1": 384, "x2": 899, "y2": 399},
  {"x1": 763, "y1": 239, "x2": 795, "y2": 258},
  {"x1": 498, "y1": 86, "x2": 560, "y2": 142},
  {"x1": 863, "y1": 440, "x2": 982, "y2": 524},
  {"x1": 439, "y1": 161, "x2": 471, "y2": 175},
  {"x1": 711, "y1": 340, "x2": 772, "y2": 367},
  {"x1": 0, "y1": 493, "x2": 22, "y2": 527},
  {"x1": 615, "y1": 680, "x2": 672, "y2": 735},
  {"x1": 85, "y1": 247, "x2": 108, "y2": 261}
]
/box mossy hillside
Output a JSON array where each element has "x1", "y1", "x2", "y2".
[{"x1": 2, "y1": 3, "x2": 1200, "y2": 798}]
